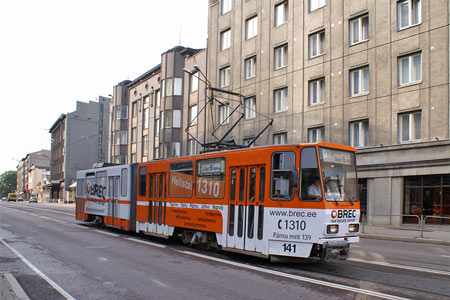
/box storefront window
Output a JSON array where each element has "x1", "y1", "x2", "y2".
[{"x1": 403, "y1": 175, "x2": 450, "y2": 224}]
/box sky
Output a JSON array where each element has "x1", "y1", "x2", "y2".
[{"x1": 0, "y1": 0, "x2": 208, "y2": 174}]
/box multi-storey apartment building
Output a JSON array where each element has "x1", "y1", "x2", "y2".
[
  {"x1": 16, "y1": 150, "x2": 50, "y2": 200},
  {"x1": 49, "y1": 97, "x2": 111, "y2": 202},
  {"x1": 110, "y1": 80, "x2": 131, "y2": 164},
  {"x1": 207, "y1": 0, "x2": 450, "y2": 225},
  {"x1": 110, "y1": 46, "x2": 207, "y2": 164}
]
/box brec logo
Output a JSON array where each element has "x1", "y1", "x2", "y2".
[
  {"x1": 86, "y1": 181, "x2": 107, "y2": 199},
  {"x1": 331, "y1": 209, "x2": 357, "y2": 219}
]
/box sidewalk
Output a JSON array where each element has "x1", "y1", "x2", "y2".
[
  {"x1": 0, "y1": 273, "x2": 30, "y2": 300},
  {"x1": 360, "y1": 224, "x2": 450, "y2": 246}
]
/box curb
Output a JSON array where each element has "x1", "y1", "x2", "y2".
[
  {"x1": 2, "y1": 272, "x2": 30, "y2": 300},
  {"x1": 360, "y1": 234, "x2": 450, "y2": 246}
]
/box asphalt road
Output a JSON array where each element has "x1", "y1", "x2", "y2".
[{"x1": 0, "y1": 202, "x2": 449, "y2": 300}]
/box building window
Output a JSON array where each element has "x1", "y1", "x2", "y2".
[
  {"x1": 308, "y1": 127, "x2": 325, "y2": 143},
  {"x1": 403, "y1": 175, "x2": 450, "y2": 223},
  {"x1": 219, "y1": 104, "x2": 230, "y2": 124},
  {"x1": 174, "y1": 78, "x2": 183, "y2": 96},
  {"x1": 189, "y1": 105, "x2": 198, "y2": 126},
  {"x1": 154, "y1": 147, "x2": 160, "y2": 159},
  {"x1": 274, "y1": 44, "x2": 288, "y2": 70},
  {"x1": 244, "y1": 97, "x2": 256, "y2": 119},
  {"x1": 131, "y1": 127, "x2": 137, "y2": 144},
  {"x1": 221, "y1": 0, "x2": 232, "y2": 15},
  {"x1": 243, "y1": 138, "x2": 255, "y2": 147},
  {"x1": 162, "y1": 110, "x2": 172, "y2": 128},
  {"x1": 219, "y1": 66, "x2": 231, "y2": 88},
  {"x1": 143, "y1": 108, "x2": 149, "y2": 129},
  {"x1": 350, "y1": 14, "x2": 369, "y2": 45},
  {"x1": 190, "y1": 73, "x2": 198, "y2": 93},
  {"x1": 245, "y1": 15, "x2": 258, "y2": 40},
  {"x1": 349, "y1": 120, "x2": 369, "y2": 148},
  {"x1": 121, "y1": 131, "x2": 127, "y2": 145},
  {"x1": 398, "y1": 111, "x2": 421, "y2": 142},
  {"x1": 273, "y1": 133, "x2": 287, "y2": 145},
  {"x1": 188, "y1": 139, "x2": 197, "y2": 156},
  {"x1": 308, "y1": 78, "x2": 325, "y2": 105},
  {"x1": 350, "y1": 66, "x2": 370, "y2": 97},
  {"x1": 309, "y1": 0, "x2": 325, "y2": 12},
  {"x1": 309, "y1": 30, "x2": 325, "y2": 58},
  {"x1": 131, "y1": 153, "x2": 137, "y2": 163},
  {"x1": 132, "y1": 102, "x2": 138, "y2": 118},
  {"x1": 173, "y1": 110, "x2": 181, "y2": 128},
  {"x1": 220, "y1": 28, "x2": 231, "y2": 51},
  {"x1": 143, "y1": 95, "x2": 149, "y2": 105},
  {"x1": 155, "y1": 89, "x2": 161, "y2": 107},
  {"x1": 273, "y1": 87, "x2": 288, "y2": 113},
  {"x1": 398, "y1": 0, "x2": 421, "y2": 30},
  {"x1": 245, "y1": 56, "x2": 256, "y2": 79},
  {"x1": 171, "y1": 142, "x2": 180, "y2": 158},
  {"x1": 398, "y1": 52, "x2": 422, "y2": 86},
  {"x1": 114, "y1": 131, "x2": 120, "y2": 145},
  {"x1": 155, "y1": 118, "x2": 160, "y2": 137},
  {"x1": 274, "y1": 1, "x2": 288, "y2": 27},
  {"x1": 143, "y1": 135, "x2": 149, "y2": 157}
]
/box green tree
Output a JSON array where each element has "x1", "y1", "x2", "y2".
[{"x1": 0, "y1": 171, "x2": 17, "y2": 197}]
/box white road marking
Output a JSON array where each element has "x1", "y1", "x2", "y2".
[
  {"x1": 125, "y1": 237, "x2": 166, "y2": 248},
  {"x1": 97, "y1": 257, "x2": 109, "y2": 262},
  {"x1": 1, "y1": 203, "x2": 74, "y2": 216},
  {"x1": 348, "y1": 258, "x2": 450, "y2": 276},
  {"x1": 150, "y1": 278, "x2": 169, "y2": 288},
  {"x1": 0, "y1": 239, "x2": 77, "y2": 300},
  {"x1": 93, "y1": 230, "x2": 120, "y2": 237},
  {"x1": 441, "y1": 255, "x2": 450, "y2": 258},
  {"x1": 178, "y1": 251, "x2": 411, "y2": 300}
]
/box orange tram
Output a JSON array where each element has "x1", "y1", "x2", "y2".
[{"x1": 76, "y1": 143, "x2": 360, "y2": 260}]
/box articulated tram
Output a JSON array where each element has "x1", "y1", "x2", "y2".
[{"x1": 76, "y1": 143, "x2": 360, "y2": 260}]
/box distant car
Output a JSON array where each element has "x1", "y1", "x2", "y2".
[
  {"x1": 1, "y1": 197, "x2": 6, "y2": 201},
  {"x1": 18, "y1": 197, "x2": 24, "y2": 202},
  {"x1": 29, "y1": 196, "x2": 37, "y2": 203},
  {"x1": 7, "y1": 193, "x2": 17, "y2": 202}
]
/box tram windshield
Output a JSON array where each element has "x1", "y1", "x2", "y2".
[{"x1": 319, "y1": 148, "x2": 358, "y2": 202}]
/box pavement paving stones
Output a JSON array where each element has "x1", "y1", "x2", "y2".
[{"x1": 0, "y1": 272, "x2": 30, "y2": 300}]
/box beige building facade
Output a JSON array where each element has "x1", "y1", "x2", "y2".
[
  {"x1": 207, "y1": 0, "x2": 450, "y2": 225},
  {"x1": 111, "y1": 46, "x2": 207, "y2": 164}
]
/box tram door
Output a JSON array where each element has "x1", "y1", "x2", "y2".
[
  {"x1": 108, "y1": 176, "x2": 119, "y2": 226},
  {"x1": 227, "y1": 165, "x2": 265, "y2": 251},
  {"x1": 154, "y1": 173, "x2": 166, "y2": 235}
]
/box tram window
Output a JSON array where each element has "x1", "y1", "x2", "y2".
[
  {"x1": 121, "y1": 168, "x2": 128, "y2": 197},
  {"x1": 239, "y1": 169, "x2": 246, "y2": 202},
  {"x1": 115, "y1": 177, "x2": 120, "y2": 198},
  {"x1": 230, "y1": 170, "x2": 236, "y2": 202},
  {"x1": 108, "y1": 177, "x2": 114, "y2": 198},
  {"x1": 257, "y1": 205, "x2": 264, "y2": 240},
  {"x1": 86, "y1": 176, "x2": 95, "y2": 197},
  {"x1": 271, "y1": 152, "x2": 297, "y2": 200},
  {"x1": 149, "y1": 175, "x2": 154, "y2": 198},
  {"x1": 237, "y1": 204, "x2": 244, "y2": 237},
  {"x1": 169, "y1": 161, "x2": 193, "y2": 198},
  {"x1": 260, "y1": 167, "x2": 265, "y2": 202},
  {"x1": 247, "y1": 205, "x2": 255, "y2": 239},
  {"x1": 159, "y1": 174, "x2": 163, "y2": 199},
  {"x1": 229, "y1": 204, "x2": 235, "y2": 236},
  {"x1": 139, "y1": 167, "x2": 147, "y2": 197},
  {"x1": 300, "y1": 147, "x2": 322, "y2": 201},
  {"x1": 196, "y1": 157, "x2": 226, "y2": 199},
  {"x1": 249, "y1": 168, "x2": 256, "y2": 202}
]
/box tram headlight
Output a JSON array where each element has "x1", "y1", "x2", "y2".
[
  {"x1": 327, "y1": 224, "x2": 339, "y2": 234},
  {"x1": 348, "y1": 223, "x2": 360, "y2": 233}
]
